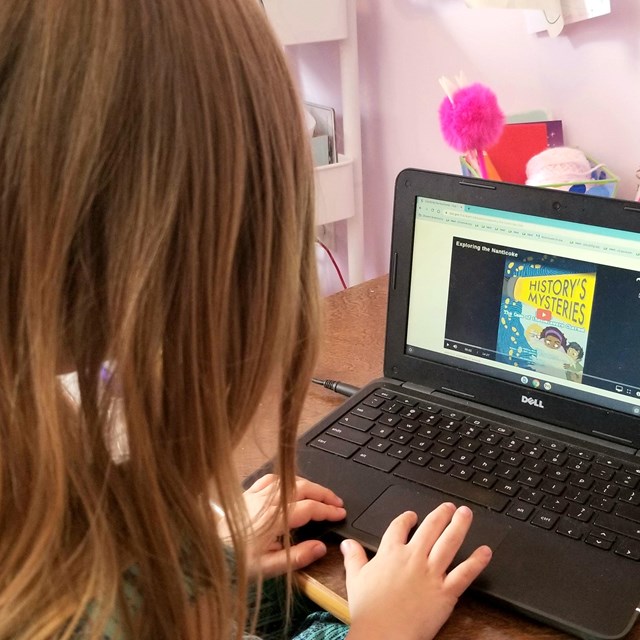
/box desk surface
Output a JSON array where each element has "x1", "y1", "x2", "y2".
[{"x1": 237, "y1": 276, "x2": 640, "y2": 640}]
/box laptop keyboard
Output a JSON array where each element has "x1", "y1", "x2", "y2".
[{"x1": 308, "y1": 388, "x2": 640, "y2": 561}]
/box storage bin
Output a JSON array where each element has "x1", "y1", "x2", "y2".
[{"x1": 460, "y1": 154, "x2": 619, "y2": 197}]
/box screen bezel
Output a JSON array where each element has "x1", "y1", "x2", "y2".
[{"x1": 385, "y1": 169, "x2": 640, "y2": 450}]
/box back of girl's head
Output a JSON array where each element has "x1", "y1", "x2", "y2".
[{"x1": 0, "y1": 1, "x2": 317, "y2": 638}]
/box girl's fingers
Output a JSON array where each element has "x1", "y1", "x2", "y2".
[
  {"x1": 378, "y1": 511, "x2": 418, "y2": 553},
  {"x1": 287, "y1": 499, "x2": 346, "y2": 530},
  {"x1": 293, "y1": 477, "x2": 344, "y2": 507},
  {"x1": 408, "y1": 502, "x2": 457, "y2": 553},
  {"x1": 444, "y1": 544, "x2": 493, "y2": 597},
  {"x1": 428, "y1": 506, "x2": 475, "y2": 573}
]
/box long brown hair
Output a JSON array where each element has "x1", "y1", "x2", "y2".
[{"x1": 0, "y1": 1, "x2": 318, "y2": 638}]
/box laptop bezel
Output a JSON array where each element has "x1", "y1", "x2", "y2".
[{"x1": 385, "y1": 169, "x2": 640, "y2": 451}]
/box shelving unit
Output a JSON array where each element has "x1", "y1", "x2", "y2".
[{"x1": 263, "y1": 0, "x2": 365, "y2": 285}]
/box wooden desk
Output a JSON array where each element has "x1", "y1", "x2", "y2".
[{"x1": 237, "y1": 276, "x2": 640, "y2": 640}]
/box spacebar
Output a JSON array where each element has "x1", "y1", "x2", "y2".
[{"x1": 393, "y1": 462, "x2": 509, "y2": 512}]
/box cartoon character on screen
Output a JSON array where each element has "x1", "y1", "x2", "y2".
[
  {"x1": 540, "y1": 326, "x2": 567, "y2": 351},
  {"x1": 564, "y1": 342, "x2": 584, "y2": 383}
]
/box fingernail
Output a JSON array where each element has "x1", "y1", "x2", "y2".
[
  {"x1": 312, "y1": 542, "x2": 327, "y2": 559},
  {"x1": 458, "y1": 505, "x2": 472, "y2": 517},
  {"x1": 340, "y1": 539, "x2": 353, "y2": 554}
]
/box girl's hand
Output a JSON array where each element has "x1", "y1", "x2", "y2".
[
  {"x1": 342, "y1": 503, "x2": 492, "y2": 640},
  {"x1": 231, "y1": 474, "x2": 346, "y2": 578}
]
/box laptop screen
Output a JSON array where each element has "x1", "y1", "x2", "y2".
[{"x1": 405, "y1": 193, "x2": 640, "y2": 420}]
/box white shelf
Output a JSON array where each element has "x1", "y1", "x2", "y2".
[
  {"x1": 315, "y1": 156, "x2": 354, "y2": 225},
  {"x1": 263, "y1": 0, "x2": 365, "y2": 285},
  {"x1": 262, "y1": 0, "x2": 348, "y2": 45}
]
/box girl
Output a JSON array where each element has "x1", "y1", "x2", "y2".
[{"x1": 0, "y1": 1, "x2": 491, "y2": 638}]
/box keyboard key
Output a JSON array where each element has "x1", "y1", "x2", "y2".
[
  {"x1": 591, "y1": 466, "x2": 615, "y2": 481},
  {"x1": 388, "y1": 446, "x2": 411, "y2": 460},
  {"x1": 381, "y1": 401, "x2": 403, "y2": 414},
  {"x1": 450, "y1": 451, "x2": 474, "y2": 466},
  {"x1": 518, "y1": 472, "x2": 542, "y2": 488},
  {"x1": 352, "y1": 405, "x2": 382, "y2": 421},
  {"x1": 429, "y1": 460, "x2": 453, "y2": 474},
  {"x1": 541, "y1": 440, "x2": 566, "y2": 453},
  {"x1": 418, "y1": 401, "x2": 442, "y2": 413},
  {"x1": 522, "y1": 445, "x2": 544, "y2": 459},
  {"x1": 310, "y1": 435, "x2": 359, "y2": 458},
  {"x1": 585, "y1": 535, "x2": 613, "y2": 551},
  {"x1": 378, "y1": 414, "x2": 401, "y2": 427},
  {"x1": 478, "y1": 445, "x2": 501, "y2": 460},
  {"x1": 546, "y1": 468, "x2": 570, "y2": 482},
  {"x1": 491, "y1": 424, "x2": 513, "y2": 436},
  {"x1": 443, "y1": 410, "x2": 466, "y2": 421},
  {"x1": 596, "y1": 455, "x2": 621, "y2": 470},
  {"x1": 540, "y1": 480, "x2": 564, "y2": 496},
  {"x1": 544, "y1": 451, "x2": 568, "y2": 466},
  {"x1": 407, "y1": 451, "x2": 430, "y2": 467},
  {"x1": 363, "y1": 395, "x2": 385, "y2": 408},
  {"x1": 397, "y1": 420, "x2": 420, "y2": 433},
  {"x1": 593, "y1": 481, "x2": 618, "y2": 498},
  {"x1": 566, "y1": 459, "x2": 591, "y2": 474},
  {"x1": 531, "y1": 512, "x2": 559, "y2": 530},
  {"x1": 616, "y1": 502, "x2": 640, "y2": 523},
  {"x1": 370, "y1": 425, "x2": 394, "y2": 439},
  {"x1": 570, "y1": 474, "x2": 594, "y2": 490},
  {"x1": 501, "y1": 438, "x2": 523, "y2": 452},
  {"x1": 472, "y1": 474, "x2": 496, "y2": 490},
  {"x1": 368, "y1": 439, "x2": 391, "y2": 453},
  {"x1": 416, "y1": 426, "x2": 439, "y2": 439},
  {"x1": 327, "y1": 425, "x2": 371, "y2": 446},
  {"x1": 590, "y1": 495, "x2": 615, "y2": 513},
  {"x1": 459, "y1": 438, "x2": 481, "y2": 453},
  {"x1": 519, "y1": 489, "x2": 543, "y2": 505},
  {"x1": 515, "y1": 433, "x2": 539, "y2": 444},
  {"x1": 440, "y1": 419, "x2": 461, "y2": 432},
  {"x1": 616, "y1": 472, "x2": 639, "y2": 489},
  {"x1": 339, "y1": 414, "x2": 374, "y2": 432},
  {"x1": 390, "y1": 432, "x2": 413, "y2": 446},
  {"x1": 567, "y1": 505, "x2": 593, "y2": 522},
  {"x1": 465, "y1": 417, "x2": 489, "y2": 428},
  {"x1": 568, "y1": 447, "x2": 594, "y2": 461},
  {"x1": 438, "y1": 433, "x2": 461, "y2": 447},
  {"x1": 495, "y1": 481, "x2": 519, "y2": 497},
  {"x1": 399, "y1": 407, "x2": 421, "y2": 421},
  {"x1": 494, "y1": 464, "x2": 518, "y2": 481},
  {"x1": 397, "y1": 396, "x2": 418, "y2": 407},
  {"x1": 556, "y1": 518, "x2": 583, "y2": 540},
  {"x1": 393, "y1": 462, "x2": 509, "y2": 511},
  {"x1": 451, "y1": 465, "x2": 474, "y2": 481},
  {"x1": 479, "y1": 432, "x2": 502, "y2": 445},
  {"x1": 459, "y1": 424, "x2": 482, "y2": 439},
  {"x1": 353, "y1": 450, "x2": 399, "y2": 473},
  {"x1": 523, "y1": 460, "x2": 546, "y2": 475},
  {"x1": 432, "y1": 445, "x2": 453, "y2": 459},
  {"x1": 374, "y1": 389, "x2": 395, "y2": 400},
  {"x1": 542, "y1": 497, "x2": 568, "y2": 514},
  {"x1": 564, "y1": 486, "x2": 589, "y2": 504},
  {"x1": 619, "y1": 488, "x2": 640, "y2": 506},
  {"x1": 594, "y1": 513, "x2": 640, "y2": 541},
  {"x1": 614, "y1": 540, "x2": 640, "y2": 561},
  {"x1": 410, "y1": 438, "x2": 432, "y2": 452},
  {"x1": 506, "y1": 503, "x2": 534, "y2": 521},
  {"x1": 502, "y1": 453, "x2": 524, "y2": 467},
  {"x1": 473, "y1": 459, "x2": 496, "y2": 474}
]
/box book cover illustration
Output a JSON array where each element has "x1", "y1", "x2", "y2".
[{"x1": 496, "y1": 252, "x2": 596, "y2": 384}]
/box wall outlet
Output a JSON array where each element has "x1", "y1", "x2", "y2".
[{"x1": 317, "y1": 223, "x2": 336, "y2": 252}]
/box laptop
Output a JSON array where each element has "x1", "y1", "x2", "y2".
[{"x1": 296, "y1": 169, "x2": 640, "y2": 639}]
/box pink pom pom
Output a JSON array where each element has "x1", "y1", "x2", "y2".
[{"x1": 439, "y1": 83, "x2": 504, "y2": 153}]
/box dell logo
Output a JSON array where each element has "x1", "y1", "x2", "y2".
[{"x1": 522, "y1": 395, "x2": 545, "y2": 409}]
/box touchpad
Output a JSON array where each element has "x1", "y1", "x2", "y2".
[{"x1": 352, "y1": 484, "x2": 511, "y2": 564}]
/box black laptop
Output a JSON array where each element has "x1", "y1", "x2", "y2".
[{"x1": 297, "y1": 169, "x2": 640, "y2": 639}]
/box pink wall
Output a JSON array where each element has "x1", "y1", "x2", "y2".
[{"x1": 295, "y1": 1, "x2": 640, "y2": 282}]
